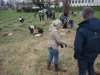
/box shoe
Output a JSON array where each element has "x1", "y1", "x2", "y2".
[
  {"x1": 54, "y1": 64, "x2": 61, "y2": 72},
  {"x1": 47, "y1": 62, "x2": 51, "y2": 70}
]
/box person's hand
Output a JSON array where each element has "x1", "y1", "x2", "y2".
[{"x1": 60, "y1": 45, "x2": 64, "y2": 48}]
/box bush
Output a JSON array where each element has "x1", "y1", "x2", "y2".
[
  {"x1": 22, "y1": 7, "x2": 26, "y2": 10},
  {"x1": 24, "y1": 7, "x2": 31, "y2": 12},
  {"x1": 23, "y1": 7, "x2": 40, "y2": 12},
  {"x1": 47, "y1": 8, "x2": 62, "y2": 12},
  {"x1": 17, "y1": 9, "x2": 21, "y2": 12},
  {"x1": 31, "y1": 9, "x2": 40, "y2": 12}
]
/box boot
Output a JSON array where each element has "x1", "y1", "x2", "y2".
[
  {"x1": 47, "y1": 62, "x2": 51, "y2": 70},
  {"x1": 54, "y1": 64, "x2": 61, "y2": 72}
]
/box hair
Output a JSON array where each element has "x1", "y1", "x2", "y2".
[
  {"x1": 52, "y1": 19, "x2": 62, "y2": 26},
  {"x1": 82, "y1": 7, "x2": 94, "y2": 20}
]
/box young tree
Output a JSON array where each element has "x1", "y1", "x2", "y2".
[{"x1": 63, "y1": 0, "x2": 71, "y2": 13}]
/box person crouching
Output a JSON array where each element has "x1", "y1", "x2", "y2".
[{"x1": 29, "y1": 25, "x2": 36, "y2": 34}]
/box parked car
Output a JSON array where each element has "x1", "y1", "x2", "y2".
[{"x1": 38, "y1": 9, "x2": 47, "y2": 13}]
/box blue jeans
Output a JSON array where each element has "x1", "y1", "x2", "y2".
[
  {"x1": 69, "y1": 20, "x2": 74, "y2": 29},
  {"x1": 48, "y1": 47, "x2": 59, "y2": 64},
  {"x1": 78, "y1": 59, "x2": 95, "y2": 75}
]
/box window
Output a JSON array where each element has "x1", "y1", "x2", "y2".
[
  {"x1": 79, "y1": 0, "x2": 80, "y2": 3},
  {"x1": 85, "y1": 0, "x2": 87, "y2": 3},
  {"x1": 88, "y1": 0, "x2": 90, "y2": 3},
  {"x1": 92, "y1": 0, "x2": 94, "y2": 3},
  {"x1": 72, "y1": 0, "x2": 74, "y2": 3},
  {"x1": 75, "y1": 0, "x2": 77, "y2": 3},
  {"x1": 82, "y1": 0, "x2": 84, "y2": 3}
]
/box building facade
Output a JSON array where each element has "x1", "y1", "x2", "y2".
[
  {"x1": 71, "y1": 0, "x2": 100, "y2": 6},
  {"x1": 55, "y1": 0, "x2": 100, "y2": 7}
]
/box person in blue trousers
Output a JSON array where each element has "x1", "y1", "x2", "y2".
[
  {"x1": 47, "y1": 19, "x2": 67, "y2": 72},
  {"x1": 74, "y1": 7, "x2": 100, "y2": 75}
]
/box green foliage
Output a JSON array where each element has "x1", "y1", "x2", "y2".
[
  {"x1": 70, "y1": 6, "x2": 100, "y2": 11},
  {"x1": 47, "y1": 8, "x2": 63, "y2": 12},
  {"x1": 17, "y1": 9, "x2": 21, "y2": 12},
  {"x1": 24, "y1": 7, "x2": 32, "y2": 12},
  {"x1": 21, "y1": 7, "x2": 40, "y2": 12}
]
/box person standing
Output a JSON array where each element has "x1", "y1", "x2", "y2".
[
  {"x1": 50, "y1": 10, "x2": 52, "y2": 19},
  {"x1": 39, "y1": 12, "x2": 42, "y2": 21},
  {"x1": 47, "y1": 19, "x2": 67, "y2": 72},
  {"x1": 41, "y1": 9, "x2": 44, "y2": 20},
  {"x1": 46, "y1": 10, "x2": 49, "y2": 19},
  {"x1": 74, "y1": 7, "x2": 100, "y2": 75}
]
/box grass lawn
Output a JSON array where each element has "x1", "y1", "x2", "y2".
[{"x1": 0, "y1": 9, "x2": 100, "y2": 75}]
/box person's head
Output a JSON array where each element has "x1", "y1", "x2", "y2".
[
  {"x1": 53, "y1": 19, "x2": 62, "y2": 29},
  {"x1": 81, "y1": 7, "x2": 94, "y2": 21}
]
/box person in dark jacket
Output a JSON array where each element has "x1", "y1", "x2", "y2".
[
  {"x1": 74, "y1": 7, "x2": 100, "y2": 75},
  {"x1": 37, "y1": 27, "x2": 44, "y2": 35},
  {"x1": 39, "y1": 12, "x2": 42, "y2": 21}
]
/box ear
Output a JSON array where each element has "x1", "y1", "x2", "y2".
[{"x1": 82, "y1": 16, "x2": 85, "y2": 21}]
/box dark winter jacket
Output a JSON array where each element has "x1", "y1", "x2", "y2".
[{"x1": 74, "y1": 18, "x2": 100, "y2": 62}]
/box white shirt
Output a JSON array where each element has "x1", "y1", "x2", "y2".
[{"x1": 19, "y1": 18, "x2": 22, "y2": 20}]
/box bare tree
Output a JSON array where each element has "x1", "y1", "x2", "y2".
[
  {"x1": 44, "y1": 0, "x2": 51, "y2": 8},
  {"x1": 63, "y1": 0, "x2": 71, "y2": 13},
  {"x1": 54, "y1": 0, "x2": 59, "y2": 8},
  {"x1": 32, "y1": 0, "x2": 44, "y2": 9},
  {"x1": 7, "y1": 0, "x2": 20, "y2": 9}
]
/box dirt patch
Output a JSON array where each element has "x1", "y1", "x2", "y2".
[
  {"x1": 35, "y1": 40, "x2": 48, "y2": 50},
  {"x1": 20, "y1": 52, "x2": 37, "y2": 75},
  {"x1": 36, "y1": 62, "x2": 70, "y2": 75}
]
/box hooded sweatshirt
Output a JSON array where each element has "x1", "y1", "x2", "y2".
[
  {"x1": 74, "y1": 18, "x2": 100, "y2": 62},
  {"x1": 48, "y1": 24, "x2": 67, "y2": 50}
]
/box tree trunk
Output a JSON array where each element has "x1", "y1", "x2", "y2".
[{"x1": 63, "y1": 0, "x2": 71, "y2": 13}]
